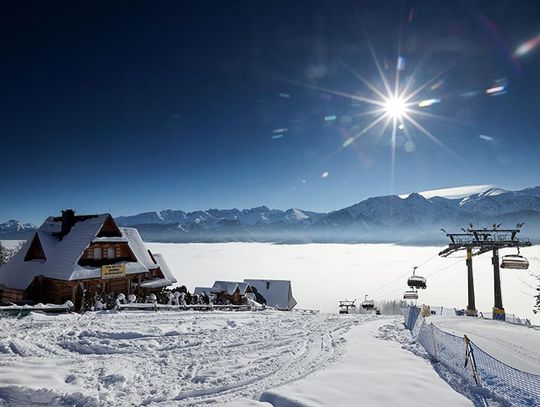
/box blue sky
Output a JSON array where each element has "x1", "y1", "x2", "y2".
[{"x1": 2, "y1": 1, "x2": 540, "y2": 224}]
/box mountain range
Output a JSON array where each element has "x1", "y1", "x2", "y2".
[{"x1": 2, "y1": 186, "x2": 540, "y2": 244}]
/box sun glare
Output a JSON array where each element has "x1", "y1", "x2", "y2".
[{"x1": 384, "y1": 96, "x2": 407, "y2": 119}]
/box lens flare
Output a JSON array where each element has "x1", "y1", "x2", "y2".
[
  {"x1": 515, "y1": 35, "x2": 540, "y2": 57},
  {"x1": 384, "y1": 97, "x2": 407, "y2": 119},
  {"x1": 486, "y1": 85, "x2": 506, "y2": 95},
  {"x1": 418, "y1": 98, "x2": 441, "y2": 107}
]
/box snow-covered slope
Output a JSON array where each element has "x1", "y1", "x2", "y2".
[
  {"x1": 459, "y1": 186, "x2": 540, "y2": 215},
  {"x1": 400, "y1": 184, "x2": 495, "y2": 199},
  {"x1": 248, "y1": 318, "x2": 473, "y2": 407},
  {"x1": 0, "y1": 312, "x2": 476, "y2": 406},
  {"x1": 335, "y1": 192, "x2": 461, "y2": 227},
  {"x1": 427, "y1": 315, "x2": 540, "y2": 375},
  {"x1": 2, "y1": 311, "x2": 536, "y2": 406},
  {"x1": 0, "y1": 310, "x2": 352, "y2": 406}
]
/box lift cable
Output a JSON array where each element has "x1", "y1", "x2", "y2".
[
  {"x1": 373, "y1": 258, "x2": 463, "y2": 300},
  {"x1": 367, "y1": 270, "x2": 412, "y2": 296},
  {"x1": 367, "y1": 251, "x2": 439, "y2": 297},
  {"x1": 424, "y1": 258, "x2": 464, "y2": 278}
]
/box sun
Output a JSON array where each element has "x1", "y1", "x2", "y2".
[
  {"x1": 269, "y1": 34, "x2": 461, "y2": 194},
  {"x1": 384, "y1": 96, "x2": 407, "y2": 119}
]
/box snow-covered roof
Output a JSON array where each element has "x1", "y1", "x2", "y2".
[
  {"x1": 0, "y1": 213, "x2": 161, "y2": 290},
  {"x1": 211, "y1": 281, "x2": 252, "y2": 295},
  {"x1": 152, "y1": 253, "x2": 177, "y2": 285},
  {"x1": 139, "y1": 278, "x2": 171, "y2": 289},
  {"x1": 120, "y1": 227, "x2": 158, "y2": 271},
  {"x1": 244, "y1": 279, "x2": 297, "y2": 310},
  {"x1": 92, "y1": 236, "x2": 129, "y2": 243},
  {"x1": 193, "y1": 287, "x2": 213, "y2": 295}
]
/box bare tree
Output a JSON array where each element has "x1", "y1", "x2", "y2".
[
  {"x1": 0, "y1": 241, "x2": 24, "y2": 266},
  {"x1": 0, "y1": 242, "x2": 8, "y2": 266},
  {"x1": 534, "y1": 273, "x2": 540, "y2": 314}
]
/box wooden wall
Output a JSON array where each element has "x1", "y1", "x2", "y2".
[
  {"x1": 3, "y1": 270, "x2": 168, "y2": 310},
  {"x1": 0, "y1": 286, "x2": 24, "y2": 304}
]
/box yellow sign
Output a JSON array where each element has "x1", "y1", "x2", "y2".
[{"x1": 101, "y1": 263, "x2": 126, "y2": 279}]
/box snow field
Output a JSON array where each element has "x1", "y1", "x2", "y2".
[
  {"x1": 0, "y1": 310, "x2": 354, "y2": 406},
  {"x1": 230, "y1": 317, "x2": 473, "y2": 407}
]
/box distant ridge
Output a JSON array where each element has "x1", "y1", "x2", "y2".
[{"x1": 2, "y1": 186, "x2": 540, "y2": 244}]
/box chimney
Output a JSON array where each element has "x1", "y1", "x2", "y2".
[{"x1": 61, "y1": 209, "x2": 76, "y2": 237}]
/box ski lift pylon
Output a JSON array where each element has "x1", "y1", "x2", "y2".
[{"x1": 338, "y1": 299, "x2": 357, "y2": 314}]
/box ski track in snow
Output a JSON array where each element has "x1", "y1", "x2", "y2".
[{"x1": 0, "y1": 311, "x2": 365, "y2": 406}]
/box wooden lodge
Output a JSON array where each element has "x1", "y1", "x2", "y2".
[{"x1": 0, "y1": 210, "x2": 176, "y2": 310}]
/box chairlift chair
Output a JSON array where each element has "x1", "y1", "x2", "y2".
[
  {"x1": 407, "y1": 266, "x2": 427, "y2": 289},
  {"x1": 403, "y1": 290, "x2": 419, "y2": 300},
  {"x1": 501, "y1": 252, "x2": 529, "y2": 270},
  {"x1": 361, "y1": 295, "x2": 375, "y2": 310}
]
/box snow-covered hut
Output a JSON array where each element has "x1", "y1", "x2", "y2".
[
  {"x1": 210, "y1": 280, "x2": 253, "y2": 305},
  {"x1": 193, "y1": 287, "x2": 213, "y2": 295},
  {"x1": 244, "y1": 279, "x2": 297, "y2": 310},
  {"x1": 0, "y1": 210, "x2": 176, "y2": 309}
]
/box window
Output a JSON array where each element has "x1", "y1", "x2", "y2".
[
  {"x1": 93, "y1": 247, "x2": 102, "y2": 260},
  {"x1": 107, "y1": 247, "x2": 115, "y2": 259}
]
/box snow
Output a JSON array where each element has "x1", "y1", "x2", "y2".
[
  {"x1": 1, "y1": 240, "x2": 539, "y2": 404},
  {"x1": 399, "y1": 184, "x2": 494, "y2": 199},
  {"x1": 0, "y1": 240, "x2": 23, "y2": 250},
  {"x1": 0, "y1": 310, "x2": 350, "y2": 405},
  {"x1": 459, "y1": 186, "x2": 540, "y2": 214},
  {"x1": 152, "y1": 253, "x2": 177, "y2": 285},
  {"x1": 247, "y1": 318, "x2": 472, "y2": 407},
  {"x1": 424, "y1": 314, "x2": 540, "y2": 374},
  {"x1": 145, "y1": 242, "x2": 540, "y2": 324},
  {"x1": 0, "y1": 311, "x2": 477, "y2": 406},
  {"x1": 211, "y1": 281, "x2": 250, "y2": 295}
]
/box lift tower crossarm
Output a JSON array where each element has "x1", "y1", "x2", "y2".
[{"x1": 439, "y1": 225, "x2": 532, "y2": 320}]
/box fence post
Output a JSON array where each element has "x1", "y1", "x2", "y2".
[
  {"x1": 430, "y1": 323, "x2": 438, "y2": 362},
  {"x1": 464, "y1": 335, "x2": 480, "y2": 386}
]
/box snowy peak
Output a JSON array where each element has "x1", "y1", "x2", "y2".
[
  {"x1": 0, "y1": 219, "x2": 35, "y2": 232},
  {"x1": 283, "y1": 208, "x2": 309, "y2": 223},
  {"x1": 0, "y1": 219, "x2": 36, "y2": 239}
]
